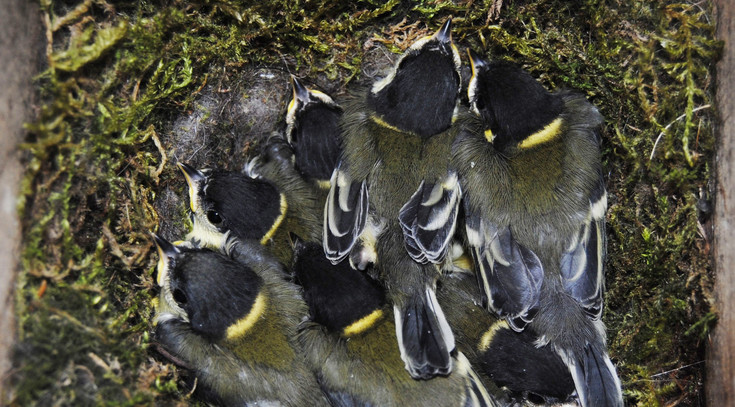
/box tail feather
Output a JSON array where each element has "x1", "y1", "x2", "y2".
[
  {"x1": 395, "y1": 288, "x2": 456, "y2": 379},
  {"x1": 561, "y1": 345, "x2": 623, "y2": 407},
  {"x1": 455, "y1": 353, "x2": 502, "y2": 407}
]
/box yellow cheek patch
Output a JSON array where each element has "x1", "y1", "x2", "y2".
[
  {"x1": 518, "y1": 117, "x2": 563, "y2": 150},
  {"x1": 484, "y1": 129, "x2": 494, "y2": 143},
  {"x1": 187, "y1": 219, "x2": 226, "y2": 249},
  {"x1": 226, "y1": 293, "x2": 267, "y2": 340},
  {"x1": 260, "y1": 194, "x2": 288, "y2": 245},
  {"x1": 478, "y1": 320, "x2": 509, "y2": 352},
  {"x1": 342, "y1": 308, "x2": 385, "y2": 337}
]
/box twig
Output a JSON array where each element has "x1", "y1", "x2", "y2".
[
  {"x1": 102, "y1": 224, "x2": 132, "y2": 267},
  {"x1": 650, "y1": 360, "x2": 705, "y2": 378},
  {"x1": 649, "y1": 104, "x2": 710, "y2": 161},
  {"x1": 150, "y1": 128, "x2": 167, "y2": 181},
  {"x1": 50, "y1": 0, "x2": 94, "y2": 32}
]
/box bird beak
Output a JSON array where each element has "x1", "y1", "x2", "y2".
[
  {"x1": 291, "y1": 75, "x2": 310, "y2": 104},
  {"x1": 434, "y1": 18, "x2": 452, "y2": 44},
  {"x1": 151, "y1": 232, "x2": 180, "y2": 287},
  {"x1": 287, "y1": 76, "x2": 310, "y2": 127},
  {"x1": 468, "y1": 49, "x2": 486, "y2": 78},
  {"x1": 177, "y1": 162, "x2": 205, "y2": 213}
]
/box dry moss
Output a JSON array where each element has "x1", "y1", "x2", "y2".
[{"x1": 7, "y1": 0, "x2": 720, "y2": 405}]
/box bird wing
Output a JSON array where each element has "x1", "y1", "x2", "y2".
[
  {"x1": 399, "y1": 172, "x2": 462, "y2": 264},
  {"x1": 466, "y1": 213, "x2": 544, "y2": 331},
  {"x1": 456, "y1": 352, "x2": 503, "y2": 407},
  {"x1": 559, "y1": 341, "x2": 623, "y2": 407},
  {"x1": 560, "y1": 175, "x2": 607, "y2": 320},
  {"x1": 323, "y1": 164, "x2": 369, "y2": 263}
]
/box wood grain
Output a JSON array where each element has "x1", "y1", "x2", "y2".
[
  {"x1": 709, "y1": 1, "x2": 735, "y2": 405},
  {"x1": 0, "y1": 0, "x2": 43, "y2": 395}
]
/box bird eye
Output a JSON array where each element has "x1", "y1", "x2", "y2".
[
  {"x1": 173, "y1": 288, "x2": 188, "y2": 305},
  {"x1": 206, "y1": 210, "x2": 222, "y2": 224}
]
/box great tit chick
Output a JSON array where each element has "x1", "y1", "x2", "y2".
[
  {"x1": 285, "y1": 76, "x2": 343, "y2": 188},
  {"x1": 452, "y1": 51, "x2": 622, "y2": 406},
  {"x1": 293, "y1": 240, "x2": 502, "y2": 407},
  {"x1": 179, "y1": 153, "x2": 322, "y2": 264},
  {"x1": 152, "y1": 234, "x2": 328, "y2": 406},
  {"x1": 437, "y1": 270, "x2": 576, "y2": 406},
  {"x1": 323, "y1": 18, "x2": 464, "y2": 380},
  {"x1": 178, "y1": 163, "x2": 286, "y2": 249}
]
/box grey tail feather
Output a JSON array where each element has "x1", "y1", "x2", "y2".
[
  {"x1": 394, "y1": 288, "x2": 456, "y2": 380},
  {"x1": 562, "y1": 344, "x2": 623, "y2": 407},
  {"x1": 457, "y1": 352, "x2": 502, "y2": 407}
]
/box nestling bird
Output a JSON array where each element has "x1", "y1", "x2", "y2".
[
  {"x1": 152, "y1": 234, "x2": 329, "y2": 406},
  {"x1": 285, "y1": 75, "x2": 343, "y2": 189},
  {"x1": 437, "y1": 269, "x2": 576, "y2": 405},
  {"x1": 178, "y1": 141, "x2": 322, "y2": 264},
  {"x1": 293, "y1": 239, "x2": 502, "y2": 407},
  {"x1": 323, "y1": 19, "x2": 464, "y2": 379},
  {"x1": 452, "y1": 51, "x2": 622, "y2": 406}
]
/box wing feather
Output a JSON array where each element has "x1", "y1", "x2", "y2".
[
  {"x1": 560, "y1": 178, "x2": 607, "y2": 320},
  {"x1": 399, "y1": 173, "x2": 462, "y2": 264},
  {"x1": 467, "y1": 216, "x2": 544, "y2": 331},
  {"x1": 323, "y1": 165, "x2": 368, "y2": 263}
]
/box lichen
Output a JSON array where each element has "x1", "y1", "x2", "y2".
[{"x1": 7, "y1": 0, "x2": 720, "y2": 405}]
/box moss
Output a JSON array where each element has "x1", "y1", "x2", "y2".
[{"x1": 8, "y1": 0, "x2": 720, "y2": 405}]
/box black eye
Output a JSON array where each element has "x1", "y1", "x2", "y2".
[
  {"x1": 173, "y1": 288, "x2": 188, "y2": 305},
  {"x1": 206, "y1": 210, "x2": 222, "y2": 224}
]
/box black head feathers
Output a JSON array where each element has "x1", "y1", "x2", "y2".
[
  {"x1": 179, "y1": 163, "x2": 284, "y2": 243},
  {"x1": 285, "y1": 76, "x2": 343, "y2": 183},
  {"x1": 157, "y1": 240, "x2": 264, "y2": 341},
  {"x1": 292, "y1": 240, "x2": 385, "y2": 334},
  {"x1": 368, "y1": 19, "x2": 462, "y2": 137},
  {"x1": 468, "y1": 51, "x2": 564, "y2": 150}
]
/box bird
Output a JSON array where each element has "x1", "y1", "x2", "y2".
[
  {"x1": 323, "y1": 18, "x2": 465, "y2": 379},
  {"x1": 178, "y1": 142, "x2": 323, "y2": 265},
  {"x1": 437, "y1": 268, "x2": 576, "y2": 405},
  {"x1": 284, "y1": 75, "x2": 343, "y2": 189},
  {"x1": 152, "y1": 233, "x2": 329, "y2": 406},
  {"x1": 292, "y1": 239, "x2": 502, "y2": 407},
  {"x1": 451, "y1": 50, "x2": 622, "y2": 406}
]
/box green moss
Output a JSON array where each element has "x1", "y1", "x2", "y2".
[{"x1": 9, "y1": 0, "x2": 720, "y2": 405}]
